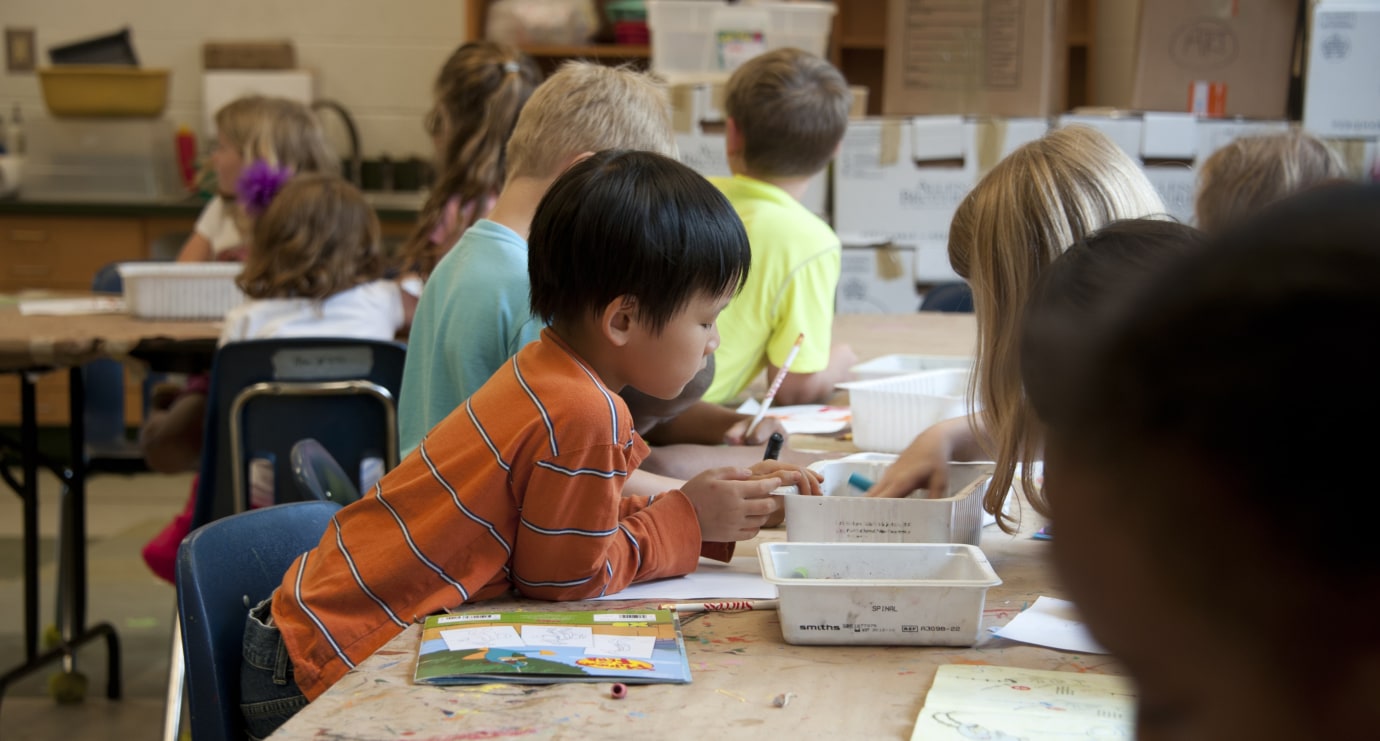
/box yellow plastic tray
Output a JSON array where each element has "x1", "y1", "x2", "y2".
[{"x1": 39, "y1": 67, "x2": 170, "y2": 118}]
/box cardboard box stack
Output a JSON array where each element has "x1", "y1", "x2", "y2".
[
  {"x1": 832, "y1": 116, "x2": 1048, "y2": 312},
  {"x1": 1304, "y1": 1, "x2": 1380, "y2": 180}
]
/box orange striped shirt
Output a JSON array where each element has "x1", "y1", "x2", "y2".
[{"x1": 271, "y1": 329, "x2": 730, "y2": 699}]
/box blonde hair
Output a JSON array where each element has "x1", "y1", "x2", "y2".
[
  {"x1": 725, "y1": 48, "x2": 851, "y2": 177},
  {"x1": 504, "y1": 61, "x2": 677, "y2": 180},
  {"x1": 399, "y1": 41, "x2": 543, "y2": 277},
  {"x1": 1195, "y1": 130, "x2": 1348, "y2": 233},
  {"x1": 948, "y1": 125, "x2": 1167, "y2": 531},
  {"x1": 238, "y1": 174, "x2": 384, "y2": 300},
  {"x1": 215, "y1": 96, "x2": 339, "y2": 244}
]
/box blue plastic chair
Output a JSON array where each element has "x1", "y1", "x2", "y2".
[
  {"x1": 918, "y1": 282, "x2": 975, "y2": 313},
  {"x1": 191, "y1": 337, "x2": 407, "y2": 529},
  {"x1": 176, "y1": 501, "x2": 341, "y2": 741}
]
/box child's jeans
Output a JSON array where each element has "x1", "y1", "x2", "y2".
[{"x1": 241, "y1": 597, "x2": 308, "y2": 740}]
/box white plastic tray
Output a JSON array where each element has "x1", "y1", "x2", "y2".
[
  {"x1": 839, "y1": 369, "x2": 972, "y2": 453},
  {"x1": 759, "y1": 542, "x2": 1002, "y2": 646},
  {"x1": 117, "y1": 262, "x2": 245, "y2": 320},
  {"x1": 781, "y1": 454, "x2": 993, "y2": 545}
]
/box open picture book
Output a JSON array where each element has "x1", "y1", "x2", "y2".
[{"x1": 415, "y1": 609, "x2": 692, "y2": 685}]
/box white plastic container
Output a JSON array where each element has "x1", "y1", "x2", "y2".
[
  {"x1": 782, "y1": 454, "x2": 993, "y2": 544},
  {"x1": 759, "y1": 542, "x2": 1002, "y2": 646},
  {"x1": 849, "y1": 353, "x2": 973, "y2": 382},
  {"x1": 117, "y1": 262, "x2": 245, "y2": 320},
  {"x1": 647, "y1": 1, "x2": 836, "y2": 82},
  {"x1": 841, "y1": 368, "x2": 972, "y2": 453}
]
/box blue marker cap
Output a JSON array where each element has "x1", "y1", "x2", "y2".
[{"x1": 847, "y1": 472, "x2": 875, "y2": 492}]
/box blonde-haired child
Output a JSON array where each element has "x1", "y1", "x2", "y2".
[
  {"x1": 397, "y1": 41, "x2": 542, "y2": 280},
  {"x1": 867, "y1": 126, "x2": 1167, "y2": 532},
  {"x1": 140, "y1": 174, "x2": 404, "y2": 582},
  {"x1": 176, "y1": 95, "x2": 337, "y2": 263},
  {"x1": 1194, "y1": 130, "x2": 1347, "y2": 232}
]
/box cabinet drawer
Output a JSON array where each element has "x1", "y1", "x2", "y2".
[{"x1": 0, "y1": 216, "x2": 147, "y2": 291}]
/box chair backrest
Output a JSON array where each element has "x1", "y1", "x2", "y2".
[
  {"x1": 919, "y1": 282, "x2": 975, "y2": 313},
  {"x1": 191, "y1": 337, "x2": 406, "y2": 529},
  {"x1": 176, "y1": 500, "x2": 340, "y2": 741}
]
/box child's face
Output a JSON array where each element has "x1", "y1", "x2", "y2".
[
  {"x1": 211, "y1": 132, "x2": 244, "y2": 197},
  {"x1": 1044, "y1": 439, "x2": 1303, "y2": 740},
  {"x1": 620, "y1": 291, "x2": 729, "y2": 400}
]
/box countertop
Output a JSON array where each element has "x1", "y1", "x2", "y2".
[{"x1": 0, "y1": 189, "x2": 427, "y2": 221}]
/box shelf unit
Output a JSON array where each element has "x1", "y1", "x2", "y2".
[{"x1": 464, "y1": 0, "x2": 1095, "y2": 112}]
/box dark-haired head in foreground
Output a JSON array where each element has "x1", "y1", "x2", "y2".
[{"x1": 1024, "y1": 184, "x2": 1380, "y2": 740}]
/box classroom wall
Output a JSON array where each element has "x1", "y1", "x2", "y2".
[{"x1": 0, "y1": 0, "x2": 466, "y2": 161}]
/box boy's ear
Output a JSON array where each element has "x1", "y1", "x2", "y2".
[
  {"x1": 725, "y1": 118, "x2": 745, "y2": 157},
  {"x1": 600, "y1": 295, "x2": 639, "y2": 347}
]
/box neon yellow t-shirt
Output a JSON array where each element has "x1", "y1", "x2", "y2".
[{"x1": 704, "y1": 175, "x2": 842, "y2": 403}]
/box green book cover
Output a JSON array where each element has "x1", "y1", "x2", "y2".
[{"x1": 415, "y1": 609, "x2": 692, "y2": 685}]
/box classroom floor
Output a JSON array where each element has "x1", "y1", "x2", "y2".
[{"x1": 0, "y1": 465, "x2": 193, "y2": 740}]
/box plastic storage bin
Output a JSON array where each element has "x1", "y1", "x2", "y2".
[
  {"x1": 759, "y1": 542, "x2": 1002, "y2": 646},
  {"x1": 117, "y1": 263, "x2": 245, "y2": 320},
  {"x1": 646, "y1": 1, "x2": 836, "y2": 82},
  {"x1": 841, "y1": 369, "x2": 972, "y2": 453},
  {"x1": 781, "y1": 454, "x2": 993, "y2": 544},
  {"x1": 21, "y1": 118, "x2": 182, "y2": 198},
  {"x1": 38, "y1": 67, "x2": 170, "y2": 118},
  {"x1": 849, "y1": 353, "x2": 973, "y2": 382}
]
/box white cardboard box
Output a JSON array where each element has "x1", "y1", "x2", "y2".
[
  {"x1": 202, "y1": 71, "x2": 315, "y2": 138},
  {"x1": 836, "y1": 243, "x2": 920, "y2": 314},
  {"x1": 1305, "y1": 2, "x2": 1380, "y2": 138}
]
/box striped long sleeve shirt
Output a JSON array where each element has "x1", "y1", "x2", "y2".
[{"x1": 272, "y1": 329, "x2": 729, "y2": 699}]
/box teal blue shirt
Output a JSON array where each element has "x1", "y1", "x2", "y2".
[{"x1": 398, "y1": 219, "x2": 543, "y2": 456}]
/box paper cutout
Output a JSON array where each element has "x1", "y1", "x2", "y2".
[
  {"x1": 439, "y1": 625, "x2": 525, "y2": 652},
  {"x1": 911, "y1": 664, "x2": 1135, "y2": 740},
  {"x1": 520, "y1": 625, "x2": 594, "y2": 648},
  {"x1": 994, "y1": 596, "x2": 1109, "y2": 654},
  {"x1": 586, "y1": 634, "x2": 656, "y2": 659}
]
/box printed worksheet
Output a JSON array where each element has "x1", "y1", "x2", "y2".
[{"x1": 911, "y1": 665, "x2": 1135, "y2": 740}]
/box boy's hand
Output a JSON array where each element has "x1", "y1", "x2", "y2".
[
  {"x1": 680, "y1": 466, "x2": 783, "y2": 542},
  {"x1": 722, "y1": 414, "x2": 788, "y2": 446},
  {"x1": 746, "y1": 460, "x2": 823, "y2": 496}
]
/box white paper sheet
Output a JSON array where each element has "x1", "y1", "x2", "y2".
[
  {"x1": 910, "y1": 664, "x2": 1135, "y2": 740},
  {"x1": 994, "y1": 596, "x2": 1109, "y2": 654},
  {"x1": 591, "y1": 556, "x2": 777, "y2": 601},
  {"x1": 439, "y1": 625, "x2": 525, "y2": 651},
  {"x1": 18, "y1": 297, "x2": 126, "y2": 316},
  {"x1": 735, "y1": 400, "x2": 851, "y2": 435},
  {"x1": 586, "y1": 634, "x2": 657, "y2": 659}
]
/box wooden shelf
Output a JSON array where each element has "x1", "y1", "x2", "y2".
[
  {"x1": 518, "y1": 43, "x2": 649, "y2": 58},
  {"x1": 838, "y1": 36, "x2": 886, "y2": 50}
]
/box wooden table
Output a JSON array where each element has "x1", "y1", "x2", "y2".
[
  {"x1": 270, "y1": 313, "x2": 1122, "y2": 740},
  {"x1": 0, "y1": 298, "x2": 220, "y2": 715}
]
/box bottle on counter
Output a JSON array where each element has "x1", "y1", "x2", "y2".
[{"x1": 175, "y1": 124, "x2": 197, "y2": 191}]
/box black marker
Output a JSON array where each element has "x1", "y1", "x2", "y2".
[{"x1": 763, "y1": 431, "x2": 784, "y2": 461}]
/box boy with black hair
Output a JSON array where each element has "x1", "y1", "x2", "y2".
[{"x1": 238, "y1": 150, "x2": 821, "y2": 738}]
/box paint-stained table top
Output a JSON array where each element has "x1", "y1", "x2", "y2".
[
  {"x1": 269, "y1": 311, "x2": 1121, "y2": 740},
  {"x1": 270, "y1": 522, "x2": 1117, "y2": 741}
]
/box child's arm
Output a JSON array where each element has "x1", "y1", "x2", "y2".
[
  {"x1": 139, "y1": 388, "x2": 208, "y2": 473},
  {"x1": 773, "y1": 343, "x2": 857, "y2": 405},
  {"x1": 176, "y1": 232, "x2": 215, "y2": 263},
  {"x1": 642, "y1": 401, "x2": 787, "y2": 446},
  {"x1": 511, "y1": 454, "x2": 799, "y2": 601},
  {"x1": 866, "y1": 415, "x2": 989, "y2": 499}
]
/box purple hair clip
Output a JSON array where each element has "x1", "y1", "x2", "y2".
[{"x1": 237, "y1": 160, "x2": 294, "y2": 216}]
